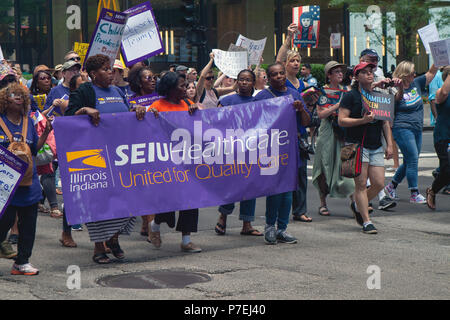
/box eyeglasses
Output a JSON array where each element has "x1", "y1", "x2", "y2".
[
  {"x1": 205, "y1": 76, "x2": 214, "y2": 80},
  {"x1": 69, "y1": 57, "x2": 81, "y2": 62},
  {"x1": 143, "y1": 76, "x2": 158, "y2": 81},
  {"x1": 8, "y1": 92, "x2": 24, "y2": 99}
]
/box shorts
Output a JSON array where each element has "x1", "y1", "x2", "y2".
[{"x1": 362, "y1": 146, "x2": 384, "y2": 167}]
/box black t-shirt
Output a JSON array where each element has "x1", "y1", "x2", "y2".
[{"x1": 340, "y1": 88, "x2": 383, "y2": 150}]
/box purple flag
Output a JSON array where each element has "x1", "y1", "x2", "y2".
[{"x1": 53, "y1": 96, "x2": 299, "y2": 225}]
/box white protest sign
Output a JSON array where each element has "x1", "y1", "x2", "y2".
[
  {"x1": 0, "y1": 145, "x2": 28, "y2": 219},
  {"x1": 330, "y1": 33, "x2": 341, "y2": 49},
  {"x1": 121, "y1": 2, "x2": 164, "y2": 67},
  {"x1": 236, "y1": 35, "x2": 266, "y2": 66},
  {"x1": 429, "y1": 38, "x2": 450, "y2": 67},
  {"x1": 418, "y1": 23, "x2": 440, "y2": 54},
  {"x1": 0, "y1": 45, "x2": 4, "y2": 61},
  {"x1": 212, "y1": 49, "x2": 248, "y2": 79}
]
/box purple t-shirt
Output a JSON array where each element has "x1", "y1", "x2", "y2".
[
  {"x1": 220, "y1": 93, "x2": 256, "y2": 106},
  {"x1": 92, "y1": 85, "x2": 130, "y2": 114}
]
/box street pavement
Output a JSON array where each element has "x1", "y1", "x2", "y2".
[{"x1": 0, "y1": 132, "x2": 448, "y2": 300}]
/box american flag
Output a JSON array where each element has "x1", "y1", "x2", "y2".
[{"x1": 292, "y1": 5, "x2": 320, "y2": 48}]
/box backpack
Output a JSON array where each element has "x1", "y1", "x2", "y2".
[{"x1": 0, "y1": 116, "x2": 34, "y2": 186}]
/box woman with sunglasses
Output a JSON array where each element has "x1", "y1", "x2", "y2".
[{"x1": 196, "y1": 52, "x2": 237, "y2": 109}]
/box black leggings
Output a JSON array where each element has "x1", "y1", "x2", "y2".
[
  {"x1": 154, "y1": 209, "x2": 199, "y2": 233},
  {"x1": 432, "y1": 140, "x2": 450, "y2": 193}
]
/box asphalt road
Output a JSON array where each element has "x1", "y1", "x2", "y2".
[{"x1": 0, "y1": 132, "x2": 448, "y2": 300}]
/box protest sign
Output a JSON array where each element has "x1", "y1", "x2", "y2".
[
  {"x1": 361, "y1": 89, "x2": 395, "y2": 121},
  {"x1": 53, "y1": 96, "x2": 299, "y2": 225},
  {"x1": 128, "y1": 93, "x2": 162, "y2": 109},
  {"x1": 121, "y1": 1, "x2": 164, "y2": 67},
  {"x1": 429, "y1": 38, "x2": 450, "y2": 67},
  {"x1": 212, "y1": 49, "x2": 248, "y2": 79},
  {"x1": 330, "y1": 33, "x2": 341, "y2": 49},
  {"x1": 235, "y1": 35, "x2": 266, "y2": 66},
  {"x1": 84, "y1": 8, "x2": 128, "y2": 68},
  {"x1": 418, "y1": 23, "x2": 440, "y2": 54},
  {"x1": 73, "y1": 42, "x2": 89, "y2": 66},
  {"x1": 0, "y1": 145, "x2": 28, "y2": 219},
  {"x1": 317, "y1": 87, "x2": 347, "y2": 111},
  {"x1": 293, "y1": 5, "x2": 320, "y2": 48},
  {"x1": 0, "y1": 45, "x2": 4, "y2": 61}
]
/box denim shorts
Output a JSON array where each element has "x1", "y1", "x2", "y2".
[{"x1": 362, "y1": 146, "x2": 384, "y2": 167}]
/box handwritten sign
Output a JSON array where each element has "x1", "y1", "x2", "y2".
[
  {"x1": 361, "y1": 89, "x2": 395, "y2": 121},
  {"x1": 418, "y1": 23, "x2": 440, "y2": 54},
  {"x1": 0, "y1": 145, "x2": 28, "y2": 219},
  {"x1": 73, "y1": 42, "x2": 89, "y2": 66},
  {"x1": 121, "y1": 2, "x2": 164, "y2": 67},
  {"x1": 429, "y1": 38, "x2": 450, "y2": 67},
  {"x1": 212, "y1": 49, "x2": 248, "y2": 80},
  {"x1": 84, "y1": 8, "x2": 128, "y2": 68},
  {"x1": 235, "y1": 35, "x2": 266, "y2": 66}
]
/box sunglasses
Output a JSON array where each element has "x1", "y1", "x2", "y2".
[
  {"x1": 143, "y1": 76, "x2": 158, "y2": 81},
  {"x1": 39, "y1": 76, "x2": 51, "y2": 81},
  {"x1": 205, "y1": 76, "x2": 214, "y2": 80},
  {"x1": 69, "y1": 57, "x2": 81, "y2": 62}
]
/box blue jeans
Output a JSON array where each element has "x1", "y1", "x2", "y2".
[
  {"x1": 393, "y1": 127, "x2": 422, "y2": 190},
  {"x1": 265, "y1": 192, "x2": 292, "y2": 231},
  {"x1": 218, "y1": 199, "x2": 256, "y2": 222}
]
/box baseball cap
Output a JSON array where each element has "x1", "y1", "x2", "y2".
[
  {"x1": 176, "y1": 65, "x2": 188, "y2": 72},
  {"x1": 324, "y1": 61, "x2": 346, "y2": 75},
  {"x1": 54, "y1": 64, "x2": 63, "y2": 72},
  {"x1": 113, "y1": 59, "x2": 125, "y2": 70},
  {"x1": 353, "y1": 62, "x2": 376, "y2": 76},
  {"x1": 360, "y1": 48, "x2": 380, "y2": 61},
  {"x1": 62, "y1": 60, "x2": 81, "y2": 71}
]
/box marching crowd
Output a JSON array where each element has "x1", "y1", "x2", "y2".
[{"x1": 0, "y1": 24, "x2": 449, "y2": 276}]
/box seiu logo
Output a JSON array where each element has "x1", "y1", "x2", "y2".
[{"x1": 66, "y1": 149, "x2": 107, "y2": 172}]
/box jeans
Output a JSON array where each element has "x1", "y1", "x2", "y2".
[
  {"x1": 266, "y1": 192, "x2": 292, "y2": 231},
  {"x1": 292, "y1": 159, "x2": 307, "y2": 216},
  {"x1": 218, "y1": 199, "x2": 256, "y2": 222},
  {"x1": 393, "y1": 127, "x2": 422, "y2": 190},
  {"x1": 432, "y1": 140, "x2": 450, "y2": 193},
  {"x1": 40, "y1": 172, "x2": 58, "y2": 208},
  {"x1": 0, "y1": 203, "x2": 38, "y2": 265}
]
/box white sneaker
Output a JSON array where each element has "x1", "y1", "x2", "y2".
[
  {"x1": 410, "y1": 193, "x2": 426, "y2": 204},
  {"x1": 11, "y1": 263, "x2": 39, "y2": 276}
]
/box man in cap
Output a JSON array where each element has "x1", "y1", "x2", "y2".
[{"x1": 176, "y1": 65, "x2": 188, "y2": 75}]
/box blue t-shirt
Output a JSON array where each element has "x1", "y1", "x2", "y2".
[
  {"x1": 92, "y1": 85, "x2": 130, "y2": 114},
  {"x1": 44, "y1": 84, "x2": 71, "y2": 116},
  {"x1": 301, "y1": 74, "x2": 318, "y2": 87},
  {"x1": 428, "y1": 71, "x2": 443, "y2": 101},
  {"x1": 286, "y1": 78, "x2": 306, "y2": 93},
  {"x1": 220, "y1": 93, "x2": 256, "y2": 107},
  {"x1": 117, "y1": 84, "x2": 134, "y2": 100},
  {"x1": 394, "y1": 74, "x2": 426, "y2": 132},
  {"x1": 0, "y1": 114, "x2": 42, "y2": 207}
]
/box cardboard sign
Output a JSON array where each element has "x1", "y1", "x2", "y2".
[
  {"x1": 212, "y1": 49, "x2": 248, "y2": 79},
  {"x1": 429, "y1": 38, "x2": 450, "y2": 67},
  {"x1": 361, "y1": 89, "x2": 395, "y2": 121},
  {"x1": 73, "y1": 42, "x2": 89, "y2": 66},
  {"x1": 330, "y1": 33, "x2": 341, "y2": 49},
  {"x1": 235, "y1": 35, "x2": 266, "y2": 66},
  {"x1": 293, "y1": 6, "x2": 321, "y2": 48},
  {"x1": 418, "y1": 23, "x2": 440, "y2": 54},
  {"x1": 84, "y1": 8, "x2": 128, "y2": 68},
  {"x1": 121, "y1": 1, "x2": 164, "y2": 67},
  {"x1": 0, "y1": 145, "x2": 28, "y2": 219}
]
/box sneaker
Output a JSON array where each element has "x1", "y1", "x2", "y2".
[
  {"x1": 0, "y1": 240, "x2": 17, "y2": 259},
  {"x1": 180, "y1": 242, "x2": 202, "y2": 253},
  {"x1": 264, "y1": 225, "x2": 277, "y2": 245},
  {"x1": 71, "y1": 224, "x2": 83, "y2": 231},
  {"x1": 350, "y1": 202, "x2": 363, "y2": 226},
  {"x1": 8, "y1": 234, "x2": 18, "y2": 245},
  {"x1": 385, "y1": 183, "x2": 400, "y2": 200},
  {"x1": 410, "y1": 193, "x2": 426, "y2": 204},
  {"x1": 148, "y1": 231, "x2": 161, "y2": 249},
  {"x1": 276, "y1": 230, "x2": 297, "y2": 244},
  {"x1": 378, "y1": 196, "x2": 397, "y2": 211},
  {"x1": 11, "y1": 263, "x2": 39, "y2": 276},
  {"x1": 363, "y1": 223, "x2": 378, "y2": 234}
]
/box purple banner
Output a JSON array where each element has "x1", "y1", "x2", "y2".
[
  {"x1": 128, "y1": 93, "x2": 162, "y2": 108},
  {"x1": 0, "y1": 145, "x2": 28, "y2": 219},
  {"x1": 53, "y1": 96, "x2": 299, "y2": 225},
  {"x1": 84, "y1": 8, "x2": 128, "y2": 69}
]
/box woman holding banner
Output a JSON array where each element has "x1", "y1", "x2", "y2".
[
  {"x1": 312, "y1": 61, "x2": 354, "y2": 216},
  {"x1": 65, "y1": 54, "x2": 147, "y2": 264},
  {"x1": 384, "y1": 61, "x2": 438, "y2": 204},
  {"x1": 338, "y1": 62, "x2": 394, "y2": 234},
  {"x1": 0, "y1": 82, "x2": 53, "y2": 275},
  {"x1": 254, "y1": 62, "x2": 310, "y2": 244},
  {"x1": 147, "y1": 72, "x2": 202, "y2": 253},
  {"x1": 214, "y1": 69, "x2": 262, "y2": 237}
]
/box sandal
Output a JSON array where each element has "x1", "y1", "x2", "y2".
[
  {"x1": 240, "y1": 228, "x2": 263, "y2": 236},
  {"x1": 215, "y1": 215, "x2": 227, "y2": 235},
  {"x1": 50, "y1": 208, "x2": 63, "y2": 218},
  {"x1": 105, "y1": 239, "x2": 125, "y2": 259},
  {"x1": 293, "y1": 214, "x2": 313, "y2": 221},
  {"x1": 38, "y1": 203, "x2": 50, "y2": 214},
  {"x1": 92, "y1": 252, "x2": 111, "y2": 264},
  {"x1": 318, "y1": 206, "x2": 330, "y2": 216},
  {"x1": 426, "y1": 188, "x2": 436, "y2": 210}
]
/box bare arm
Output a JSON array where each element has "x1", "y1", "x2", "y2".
[
  {"x1": 276, "y1": 23, "x2": 296, "y2": 64},
  {"x1": 216, "y1": 81, "x2": 237, "y2": 97},
  {"x1": 338, "y1": 107, "x2": 374, "y2": 127},
  {"x1": 436, "y1": 74, "x2": 450, "y2": 104},
  {"x1": 214, "y1": 72, "x2": 226, "y2": 88},
  {"x1": 425, "y1": 64, "x2": 439, "y2": 86},
  {"x1": 196, "y1": 52, "x2": 215, "y2": 98},
  {"x1": 382, "y1": 120, "x2": 393, "y2": 160},
  {"x1": 317, "y1": 103, "x2": 340, "y2": 119}
]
